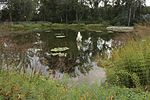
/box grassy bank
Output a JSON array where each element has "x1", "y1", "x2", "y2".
[
  {"x1": 0, "y1": 22, "x2": 107, "y2": 35},
  {"x1": 98, "y1": 37, "x2": 150, "y2": 91},
  {"x1": 0, "y1": 71, "x2": 149, "y2": 100}
]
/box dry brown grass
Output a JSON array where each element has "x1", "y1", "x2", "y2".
[
  {"x1": 134, "y1": 23, "x2": 150, "y2": 37},
  {"x1": 0, "y1": 23, "x2": 12, "y2": 34}
]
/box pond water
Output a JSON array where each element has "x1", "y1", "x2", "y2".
[{"x1": 0, "y1": 29, "x2": 131, "y2": 83}]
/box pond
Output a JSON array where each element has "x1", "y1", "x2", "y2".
[{"x1": 0, "y1": 29, "x2": 133, "y2": 83}]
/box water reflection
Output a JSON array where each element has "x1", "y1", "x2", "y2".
[
  {"x1": 0, "y1": 30, "x2": 123, "y2": 79},
  {"x1": 97, "y1": 37, "x2": 105, "y2": 51}
]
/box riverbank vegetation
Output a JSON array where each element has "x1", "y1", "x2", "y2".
[
  {"x1": 0, "y1": 71, "x2": 149, "y2": 100},
  {"x1": 95, "y1": 27, "x2": 150, "y2": 91},
  {"x1": 0, "y1": 22, "x2": 107, "y2": 35},
  {"x1": 107, "y1": 39, "x2": 150, "y2": 89}
]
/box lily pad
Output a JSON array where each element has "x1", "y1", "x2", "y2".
[
  {"x1": 45, "y1": 30, "x2": 51, "y2": 33},
  {"x1": 55, "y1": 33, "x2": 63, "y2": 36},
  {"x1": 51, "y1": 52, "x2": 67, "y2": 57},
  {"x1": 95, "y1": 30, "x2": 102, "y2": 33},
  {"x1": 56, "y1": 35, "x2": 66, "y2": 38},
  {"x1": 51, "y1": 47, "x2": 69, "y2": 52}
]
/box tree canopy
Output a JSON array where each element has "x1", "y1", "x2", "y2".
[{"x1": 0, "y1": 0, "x2": 149, "y2": 25}]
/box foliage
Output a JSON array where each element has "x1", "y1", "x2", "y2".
[
  {"x1": 0, "y1": 71, "x2": 149, "y2": 100},
  {"x1": 1, "y1": 0, "x2": 37, "y2": 21},
  {"x1": 0, "y1": 0, "x2": 147, "y2": 25},
  {"x1": 107, "y1": 38, "x2": 150, "y2": 90}
]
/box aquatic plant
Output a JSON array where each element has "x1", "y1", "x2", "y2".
[
  {"x1": 56, "y1": 35, "x2": 66, "y2": 38},
  {"x1": 51, "y1": 47, "x2": 69, "y2": 52}
]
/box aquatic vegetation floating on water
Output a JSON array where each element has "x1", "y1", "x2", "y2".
[
  {"x1": 51, "y1": 47, "x2": 69, "y2": 52},
  {"x1": 55, "y1": 32, "x2": 66, "y2": 38},
  {"x1": 56, "y1": 35, "x2": 66, "y2": 38},
  {"x1": 51, "y1": 52, "x2": 67, "y2": 57},
  {"x1": 45, "y1": 30, "x2": 51, "y2": 33}
]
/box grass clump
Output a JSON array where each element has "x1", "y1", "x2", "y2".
[{"x1": 106, "y1": 38, "x2": 150, "y2": 90}]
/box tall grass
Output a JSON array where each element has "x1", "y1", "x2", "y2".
[
  {"x1": 0, "y1": 71, "x2": 149, "y2": 100},
  {"x1": 107, "y1": 38, "x2": 150, "y2": 90}
]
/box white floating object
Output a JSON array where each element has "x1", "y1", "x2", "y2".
[
  {"x1": 51, "y1": 47, "x2": 69, "y2": 52},
  {"x1": 51, "y1": 52, "x2": 67, "y2": 57},
  {"x1": 56, "y1": 35, "x2": 66, "y2": 38}
]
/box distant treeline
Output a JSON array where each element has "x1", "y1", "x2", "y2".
[{"x1": 0, "y1": 0, "x2": 150, "y2": 25}]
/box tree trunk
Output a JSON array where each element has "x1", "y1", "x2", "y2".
[
  {"x1": 60, "y1": 16, "x2": 63, "y2": 23},
  {"x1": 9, "y1": 12, "x2": 12, "y2": 22},
  {"x1": 76, "y1": 10, "x2": 78, "y2": 23},
  {"x1": 65, "y1": 14, "x2": 68, "y2": 23},
  {"x1": 128, "y1": 7, "x2": 132, "y2": 26}
]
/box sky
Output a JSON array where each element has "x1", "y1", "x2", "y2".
[{"x1": 146, "y1": 0, "x2": 150, "y2": 6}]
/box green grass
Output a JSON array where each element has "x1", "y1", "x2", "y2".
[
  {"x1": 0, "y1": 22, "x2": 107, "y2": 35},
  {"x1": 103, "y1": 38, "x2": 150, "y2": 90},
  {"x1": 0, "y1": 71, "x2": 149, "y2": 100}
]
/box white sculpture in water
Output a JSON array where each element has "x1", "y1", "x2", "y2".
[
  {"x1": 76, "y1": 32, "x2": 82, "y2": 50},
  {"x1": 76, "y1": 32, "x2": 82, "y2": 42}
]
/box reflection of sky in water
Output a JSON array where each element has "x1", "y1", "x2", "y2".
[{"x1": 0, "y1": 30, "x2": 123, "y2": 79}]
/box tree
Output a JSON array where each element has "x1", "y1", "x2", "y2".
[
  {"x1": 0, "y1": 0, "x2": 147, "y2": 25},
  {"x1": 3, "y1": 0, "x2": 36, "y2": 21}
]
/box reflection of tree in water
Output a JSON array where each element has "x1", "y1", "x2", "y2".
[
  {"x1": 75, "y1": 32, "x2": 94, "y2": 76},
  {"x1": 96, "y1": 37, "x2": 114, "y2": 59},
  {"x1": 0, "y1": 30, "x2": 125, "y2": 79}
]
